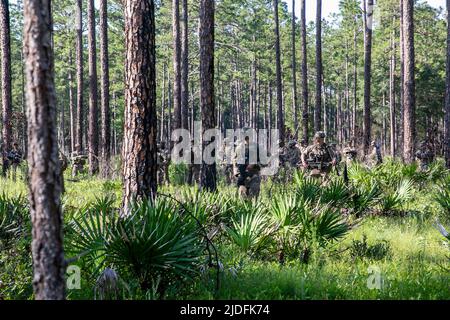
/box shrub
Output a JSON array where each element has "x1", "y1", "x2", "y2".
[
  {"x1": 67, "y1": 198, "x2": 204, "y2": 295},
  {"x1": 226, "y1": 203, "x2": 272, "y2": 256},
  {"x1": 350, "y1": 235, "x2": 392, "y2": 261},
  {"x1": 379, "y1": 179, "x2": 414, "y2": 215},
  {"x1": 169, "y1": 163, "x2": 189, "y2": 185}
]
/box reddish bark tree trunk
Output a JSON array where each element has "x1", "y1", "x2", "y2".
[{"x1": 122, "y1": 0, "x2": 158, "y2": 212}]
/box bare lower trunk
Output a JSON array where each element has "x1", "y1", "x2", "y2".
[
  {"x1": 100, "y1": 0, "x2": 110, "y2": 177},
  {"x1": 363, "y1": 0, "x2": 373, "y2": 155},
  {"x1": 300, "y1": 0, "x2": 308, "y2": 143},
  {"x1": 315, "y1": 0, "x2": 322, "y2": 133},
  {"x1": 446, "y1": 0, "x2": 450, "y2": 168},
  {"x1": 0, "y1": 0, "x2": 12, "y2": 175},
  {"x1": 88, "y1": 0, "x2": 99, "y2": 175},
  {"x1": 402, "y1": 0, "x2": 416, "y2": 163},
  {"x1": 75, "y1": 0, "x2": 83, "y2": 153},
  {"x1": 24, "y1": 0, "x2": 65, "y2": 300},
  {"x1": 274, "y1": 0, "x2": 284, "y2": 147},
  {"x1": 199, "y1": 0, "x2": 216, "y2": 192},
  {"x1": 122, "y1": 0, "x2": 158, "y2": 212}
]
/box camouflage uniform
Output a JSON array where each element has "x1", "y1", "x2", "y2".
[
  {"x1": 233, "y1": 137, "x2": 260, "y2": 199},
  {"x1": 281, "y1": 140, "x2": 302, "y2": 168},
  {"x1": 301, "y1": 132, "x2": 336, "y2": 179},
  {"x1": 6, "y1": 144, "x2": 23, "y2": 181},
  {"x1": 157, "y1": 142, "x2": 170, "y2": 185},
  {"x1": 415, "y1": 141, "x2": 434, "y2": 171},
  {"x1": 71, "y1": 152, "x2": 87, "y2": 178},
  {"x1": 366, "y1": 141, "x2": 382, "y2": 168},
  {"x1": 343, "y1": 146, "x2": 357, "y2": 165},
  {"x1": 220, "y1": 138, "x2": 234, "y2": 184}
]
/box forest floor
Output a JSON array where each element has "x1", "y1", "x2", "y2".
[{"x1": 1, "y1": 162, "x2": 449, "y2": 300}]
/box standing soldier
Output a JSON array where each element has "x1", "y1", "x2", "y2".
[
  {"x1": 157, "y1": 142, "x2": 170, "y2": 185},
  {"x1": 366, "y1": 140, "x2": 383, "y2": 168},
  {"x1": 233, "y1": 134, "x2": 260, "y2": 199},
  {"x1": 301, "y1": 131, "x2": 337, "y2": 180},
  {"x1": 71, "y1": 151, "x2": 88, "y2": 178},
  {"x1": 220, "y1": 138, "x2": 234, "y2": 184},
  {"x1": 343, "y1": 146, "x2": 358, "y2": 165},
  {"x1": 415, "y1": 140, "x2": 434, "y2": 171},
  {"x1": 7, "y1": 142, "x2": 23, "y2": 181}
]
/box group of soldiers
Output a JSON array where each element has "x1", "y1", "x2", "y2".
[
  {"x1": 1, "y1": 131, "x2": 436, "y2": 199},
  {"x1": 222, "y1": 131, "x2": 437, "y2": 200}
]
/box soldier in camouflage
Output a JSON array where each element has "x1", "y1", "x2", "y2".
[
  {"x1": 157, "y1": 142, "x2": 170, "y2": 185},
  {"x1": 366, "y1": 140, "x2": 383, "y2": 168},
  {"x1": 6, "y1": 142, "x2": 23, "y2": 181},
  {"x1": 220, "y1": 138, "x2": 234, "y2": 184},
  {"x1": 71, "y1": 151, "x2": 88, "y2": 178},
  {"x1": 301, "y1": 131, "x2": 337, "y2": 179},
  {"x1": 343, "y1": 146, "x2": 358, "y2": 165},
  {"x1": 233, "y1": 134, "x2": 260, "y2": 199},
  {"x1": 415, "y1": 140, "x2": 434, "y2": 171}
]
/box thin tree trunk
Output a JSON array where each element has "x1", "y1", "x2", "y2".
[
  {"x1": 122, "y1": 0, "x2": 158, "y2": 213},
  {"x1": 352, "y1": 27, "x2": 358, "y2": 139},
  {"x1": 389, "y1": 21, "x2": 396, "y2": 157},
  {"x1": 88, "y1": 0, "x2": 99, "y2": 175},
  {"x1": 199, "y1": 0, "x2": 216, "y2": 192},
  {"x1": 181, "y1": 0, "x2": 189, "y2": 130},
  {"x1": 173, "y1": 0, "x2": 182, "y2": 131},
  {"x1": 75, "y1": 0, "x2": 83, "y2": 154},
  {"x1": 69, "y1": 50, "x2": 75, "y2": 154},
  {"x1": 445, "y1": 0, "x2": 450, "y2": 168},
  {"x1": 0, "y1": 0, "x2": 12, "y2": 176},
  {"x1": 363, "y1": 0, "x2": 373, "y2": 155},
  {"x1": 402, "y1": 0, "x2": 416, "y2": 163},
  {"x1": 291, "y1": 0, "x2": 298, "y2": 139},
  {"x1": 300, "y1": 0, "x2": 308, "y2": 143},
  {"x1": 274, "y1": 0, "x2": 284, "y2": 147},
  {"x1": 314, "y1": 0, "x2": 322, "y2": 133},
  {"x1": 24, "y1": 0, "x2": 65, "y2": 300},
  {"x1": 399, "y1": 0, "x2": 405, "y2": 157},
  {"x1": 100, "y1": 0, "x2": 110, "y2": 177}
]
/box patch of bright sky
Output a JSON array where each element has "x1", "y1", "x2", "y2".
[{"x1": 285, "y1": 0, "x2": 446, "y2": 23}]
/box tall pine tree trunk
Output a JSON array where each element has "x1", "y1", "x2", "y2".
[
  {"x1": 100, "y1": 0, "x2": 110, "y2": 177},
  {"x1": 274, "y1": 0, "x2": 284, "y2": 147},
  {"x1": 389, "y1": 21, "x2": 396, "y2": 157},
  {"x1": 300, "y1": 0, "x2": 308, "y2": 143},
  {"x1": 173, "y1": 0, "x2": 182, "y2": 131},
  {"x1": 88, "y1": 0, "x2": 99, "y2": 175},
  {"x1": 402, "y1": 0, "x2": 416, "y2": 163},
  {"x1": 314, "y1": 0, "x2": 322, "y2": 133},
  {"x1": 181, "y1": 0, "x2": 189, "y2": 131},
  {"x1": 69, "y1": 50, "x2": 75, "y2": 154},
  {"x1": 199, "y1": 0, "x2": 216, "y2": 192},
  {"x1": 445, "y1": 0, "x2": 450, "y2": 168},
  {"x1": 363, "y1": 0, "x2": 373, "y2": 155},
  {"x1": 291, "y1": 0, "x2": 298, "y2": 139},
  {"x1": 75, "y1": 0, "x2": 83, "y2": 154},
  {"x1": 24, "y1": 0, "x2": 65, "y2": 300},
  {"x1": 0, "y1": 0, "x2": 12, "y2": 176},
  {"x1": 122, "y1": 0, "x2": 158, "y2": 213}
]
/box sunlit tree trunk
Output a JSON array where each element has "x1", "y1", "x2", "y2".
[{"x1": 402, "y1": 0, "x2": 416, "y2": 163}]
